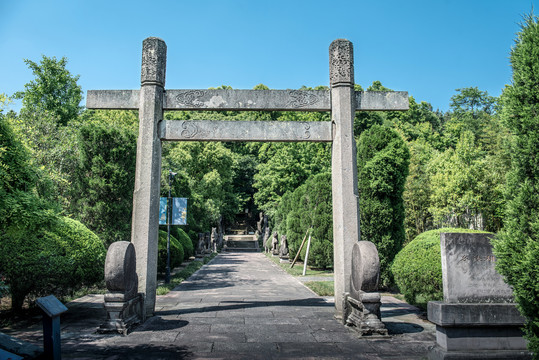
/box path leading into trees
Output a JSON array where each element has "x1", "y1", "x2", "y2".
[{"x1": 5, "y1": 252, "x2": 436, "y2": 359}]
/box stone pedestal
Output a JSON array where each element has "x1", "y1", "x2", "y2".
[
  {"x1": 99, "y1": 241, "x2": 145, "y2": 335},
  {"x1": 100, "y1": 293, "x2": 144, "y2": 335},
  {"x1": 428, "y1": 302, "x2": 530, "y2": 359}
]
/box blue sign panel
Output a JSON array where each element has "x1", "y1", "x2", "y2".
[
  {"x1": 172, "y1": 197, "x2": 188, "y2": 225},
  {"x1": 159, "y1": 197, "x2": 167, "y2": 225}
]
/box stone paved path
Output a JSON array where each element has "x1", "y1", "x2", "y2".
[{"x1": 4, "y1": 252, "x2": 436, "y2": 359}]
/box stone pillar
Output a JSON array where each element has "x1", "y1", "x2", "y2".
[
  {"x1": 131, "y1": 37, "x2": 166, "y2": 317},
  {"x1": 330, "y1": 39, "x2": 360, "y2": 318}
]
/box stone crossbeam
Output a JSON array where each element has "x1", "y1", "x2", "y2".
[
  {"x1": 87, "y1": 89, "x2": 408, "y2": 112},
  {"x1": 160, "y1": 120, "x2": 332, "y2": 142}
]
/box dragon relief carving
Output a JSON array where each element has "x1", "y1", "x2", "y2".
[
  {"x1": 180, "y1": 121, "x2": 199, "y2": 138},
  {"x1": 174, "y1": 90, "x2": 206, "y2": 108},
  {"x1": 300, "y1": 124, "x2": 311, "y2": 139},
  {"x1": 287, "y1": 90, "x2": 319, "y2": 108}
]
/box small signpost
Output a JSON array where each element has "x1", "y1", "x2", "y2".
[
  {"x1": 36, "y1": 295, "x2": 68, "y2": 360},
  {"x1": 159, "y1": 170, "x2": 188, "y2": 283}
]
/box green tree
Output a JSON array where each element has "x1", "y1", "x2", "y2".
[
  {"x1": 14, "y1": 55, "x2": 82, "y2": 126},
  {"x1": 73, "y1": 121, "x2": 137, "y2": 246},
  {"x1": 403, "y1": 139, "x2": 435, "y2": 243},
  {"x1": 165, "y1": 141, "x2": 239, "y2": 233},
  {"x1": 493, "y1": 13, "x2": 539, "y2": 355},
  {"x1": 357, "y1": 125, "x2": 410, "y2": 287}
]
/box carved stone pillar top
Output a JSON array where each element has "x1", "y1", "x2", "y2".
[
  {"x1": 329, "y1": 39, "x2": 354, "y2": 87},
  {"x1": 141, "y1": 37, "x2": 167, "y2": 87}
]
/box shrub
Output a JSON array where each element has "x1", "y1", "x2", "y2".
[
  {"x1": 391, "y1": 228, "x2": 489, "y2": 309},
  {"x1": 1, "y1": 216, "x2": 106, "y2": 310},
  {"x1": 176, "y1": 228, "x2": 194, "y2": 259},
  {"x1": 160, "y1": 226, "x2": 194, "y2": 259},
  {"x1": 157, "y1": 230, "x2": 184, "y2": 273},
  {"x1": 308, "y1": 239, "x2": 333, "y2": 270}
]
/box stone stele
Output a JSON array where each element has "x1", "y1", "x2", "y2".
[{"x1": 440, "y1": 232, "x2": 513, "y2": 303}]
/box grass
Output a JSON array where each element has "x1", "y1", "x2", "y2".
[
  {"x1": 264, "y1": 252, "x2": 333, "y2": 277},
  {"x1": 156, "y1": 252, "x2": 217, "y2": 295},
  {"x1": 304, "y1": 281, "x2": 334, "y2": 296}
]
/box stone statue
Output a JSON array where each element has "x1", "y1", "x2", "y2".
[
  {"x1": 256, "y1": 212, "x2": 264, "y2": 233},
  {"x1": 204, "y1": 232, "x2": 211, "y2": 253},
  {"x1": 211, "y1": 227, "x2": 218, "y2": 252},
  {"x1": 217, "y1": 216, "x2": 224, "y2": 248},
  {"x1": 279, "y1": 235, "x2": 289, "y2": 258},
  {"x1": 271, "y1": 231, "x2": 279, "y2": 255},
  {"x1": 196, "y1": 233, "x2": 205, "y2": 256},
  {"x1": 263, "y1": 227, "x2": 271, "y2": 253}
]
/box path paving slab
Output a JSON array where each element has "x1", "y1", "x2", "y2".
[{"x1": 1, "y1": 252, "x2": 435, "y2": 359}]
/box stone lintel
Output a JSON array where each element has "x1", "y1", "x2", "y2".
[
  {"x1": 160, "y1": 120, "x2": 332, "y2": 142},
  {"x1": 87, "y1": 89, "x2": 408, "y2": 112},
  {"x1": 356, "y1": 91, "x2": 408, "y2": 111},
  {"x1": 86, "y1": 90, "x2": 140, "y2": 110},
  {"x1": 427, "y1": 301, "x2": 525, "y2": 326},
  {"x1": 164, "y1": 89, "x2": 329, "y2": 111}
]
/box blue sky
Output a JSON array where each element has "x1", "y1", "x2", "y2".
[{"x1": 0, "y1": 0, "x2": 536, "y2": 112}]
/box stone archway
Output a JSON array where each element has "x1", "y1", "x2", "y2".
[{"x1": 87, "y1": 37, "x2": 408, "y2": 319}]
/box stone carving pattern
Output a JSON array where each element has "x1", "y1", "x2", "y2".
[
  {"x1": 180, "y1": 121, "x2": 199, "y2": 138},
  {"x1": 141, "y1": 38, "x2": 166, "y2": 85},
  {"x1": 298, "y1": 124, "x2": 311, "y2": 140},
  {"x1": 174, "y1": 90, "x2": 206, "y2": 108},
  {"x1": 286, "y1": 90, "x2": 319, "y2": 108},
  {"x1": 329, "y1": 40, "x2": 354, "y2": 86}
]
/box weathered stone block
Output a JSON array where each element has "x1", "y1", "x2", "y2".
[{"x1": 440, "y1": 233, "x2": 513, "y2": 303}]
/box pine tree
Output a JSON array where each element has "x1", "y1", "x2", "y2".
[{"x1": 493, "y1": 13, "x2": 539, "y2": 354}]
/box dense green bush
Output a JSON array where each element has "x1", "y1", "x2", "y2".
[
  {"x1": 309, "y1": 239, "x2": 333, "y2": 270},
  {"x1": 160, "y1": 226, "x2": 194, "y2": 259},
  {"x1": 392, "y1": 228, "x2": 489, "y2": 309},
  {"x1": 358, "y1": 125, "x2": 410, "y2": 287},
  {"x1": 157, "y1": 230, "x2": 184, "y2": 273},
  {"x1": 1, "y1": 116, "x2": 105, "y2": 310},
  {"x1": 493, "y1": 13, "x2": 539, "y2": 355},
  {"x1": 1, "y1": 216, "x2": 106, "y2": 310},
  {"x1": 42, "y1": 217, "x2": 106, "y2": 288},
  {"x1": 176, "y1": 228, "x2": 194, "y2": 259}
]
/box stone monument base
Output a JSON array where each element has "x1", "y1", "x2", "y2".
[
  {"x1": 427, "y1": 301, "x2": 531, "y2": 360},
  {"x1": 279, "y1": 255, "x2": 290, "y2": 263},
  {"x1": 98, "y1": 293, "x2": 145, "y2": 335},
  {"x1": 342, "y1": 292, "x2": 387, "y2": 336}
]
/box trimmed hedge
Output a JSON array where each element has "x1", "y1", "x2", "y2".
[
  {"x1": 158, "y1": 230, "x2": 184, "y2": 273},
  {"x1": 0, "y1": 216, "x2": 106, "y2": 310},
  {"x1": 160, "y1": 226, "x2": 194, "y2": 259},
  {"x1": 391, "y1": 227, "x2": 489, "y2": 309}
]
